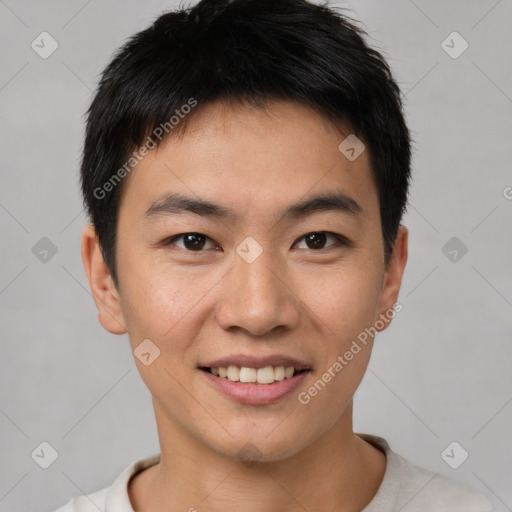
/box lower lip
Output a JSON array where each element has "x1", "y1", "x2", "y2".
[{"x1": 199, "y1": 369, "x2": 311, "y2": 404}]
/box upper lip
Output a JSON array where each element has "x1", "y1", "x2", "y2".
[{"x1": 199, "y1": 354, "x2": 312, "y2": 371}]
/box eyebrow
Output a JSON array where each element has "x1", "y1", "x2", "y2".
[{"x1": 144, "y1": 191, "x2": 363, "y2": 223}]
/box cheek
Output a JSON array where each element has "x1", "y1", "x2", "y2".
[
  {"x1": 297, "y1": 259, "x2": 383, "y2": 344},
  {"x1": 296, "y1": 265, "x2": 381, "y2": 422},
  {"x1": 116, "y1": 251, "x2": 210, "y2": 348}
]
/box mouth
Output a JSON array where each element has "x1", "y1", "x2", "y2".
[
  {"x1": 199, "y1": 365, "x2": 311, "y2": 385},
  {"x1": 197, "y1": 354, "x2": 313, "y2": 403}
]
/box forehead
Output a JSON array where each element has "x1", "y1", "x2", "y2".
[{"x1": 118, "y1": 99, "x2": 379, "y2": 225}]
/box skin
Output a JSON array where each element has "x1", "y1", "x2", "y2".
[{"x1": 82, "y1": 99, "x2": 408, "y2": 512}]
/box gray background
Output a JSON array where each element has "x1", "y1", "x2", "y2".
[{"x1": 0, "y1": 0, "x2": 511, "y2": 510}]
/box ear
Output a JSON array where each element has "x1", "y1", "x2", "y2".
[
  {"x1": 376, "y1": 225, "x2": 408, "y2": 332},
  {"x1": 81, "y1": 224, "x2": 127, "y2": 335}
]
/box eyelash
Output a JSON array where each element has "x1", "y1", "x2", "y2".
[{"x1": 162, "y1": 231, "x2": 351, "y2": 252}]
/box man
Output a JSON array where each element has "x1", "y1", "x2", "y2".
[{"x1": 56, "y1": 0, "x2": 495, "y2": 510}]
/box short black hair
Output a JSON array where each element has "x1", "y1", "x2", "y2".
[{"x1": 81, "y1": 0, "x2": 412, "y2": 287}]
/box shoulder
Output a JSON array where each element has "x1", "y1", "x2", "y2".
[
  {"x1": 52, "y1": 489, "x2": 107, "y2": 512},
  {"x1": 50, "y1": 453, "x2": 161, "y2": 512},
  {"x1": 358, "y1": 434, "x2": 495, "y2": 512},
  {"x1": 395, "y1": 454, "x2": 495, "y2": 511}
]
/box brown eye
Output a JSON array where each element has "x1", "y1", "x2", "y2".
[
  {"x1": 165, "y1": 233, "x2": 218, "y2": 251},
  {"x1": 295, "y1": 232, "x2": 348, "y2": 250},
  {"x1": 306, "y1": 232, "x2": 327, "y2": 249}
]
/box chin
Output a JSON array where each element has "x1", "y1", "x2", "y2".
[{"x1": 203, "y1": 423, "x2": 315, "y2": 465}]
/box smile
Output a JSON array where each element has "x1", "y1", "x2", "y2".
[
  {"x1": 199, "y1": 366, "x2": 312, "y2": 404},
  {"x1": 201, "y1": 365, "x2": 309, "y2": 385}
]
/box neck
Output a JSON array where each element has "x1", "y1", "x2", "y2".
[{"x1": 128, "y1": 401, "x2": 386, "y2": 512}]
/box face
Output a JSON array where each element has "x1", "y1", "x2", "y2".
[{"x1": 83, "y1": 99, "x2": 407, "y2": 462}]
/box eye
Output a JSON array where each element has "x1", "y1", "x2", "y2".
[
  {"x1": 163, "y1": 231, "x2": 349, "y2": 252},
  {"x1": 294, "y1": 231, "x2": 349, "y2": 250},
  {"x1": 164, "y1": 233, "x2": 220, "y2": 251}
]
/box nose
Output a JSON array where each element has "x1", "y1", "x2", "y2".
[{"x1": 214, "y1": 246, "x2": 301, "y2": 337}]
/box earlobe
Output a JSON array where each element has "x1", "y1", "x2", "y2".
[
  {"x1": 81, "y1": 224, "x2": 127, "y2": 335},
  {"x1": 376, "y1": 225, "x2": 408, "y2": 332}
]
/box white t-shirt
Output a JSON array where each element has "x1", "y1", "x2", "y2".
[{"x1": 54, "y1": 434, "x2": 495, "y2": 511}]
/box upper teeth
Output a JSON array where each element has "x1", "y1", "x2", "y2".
[{"x1": 211, "y1": 365, "x2": 297, "y2": 384}]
